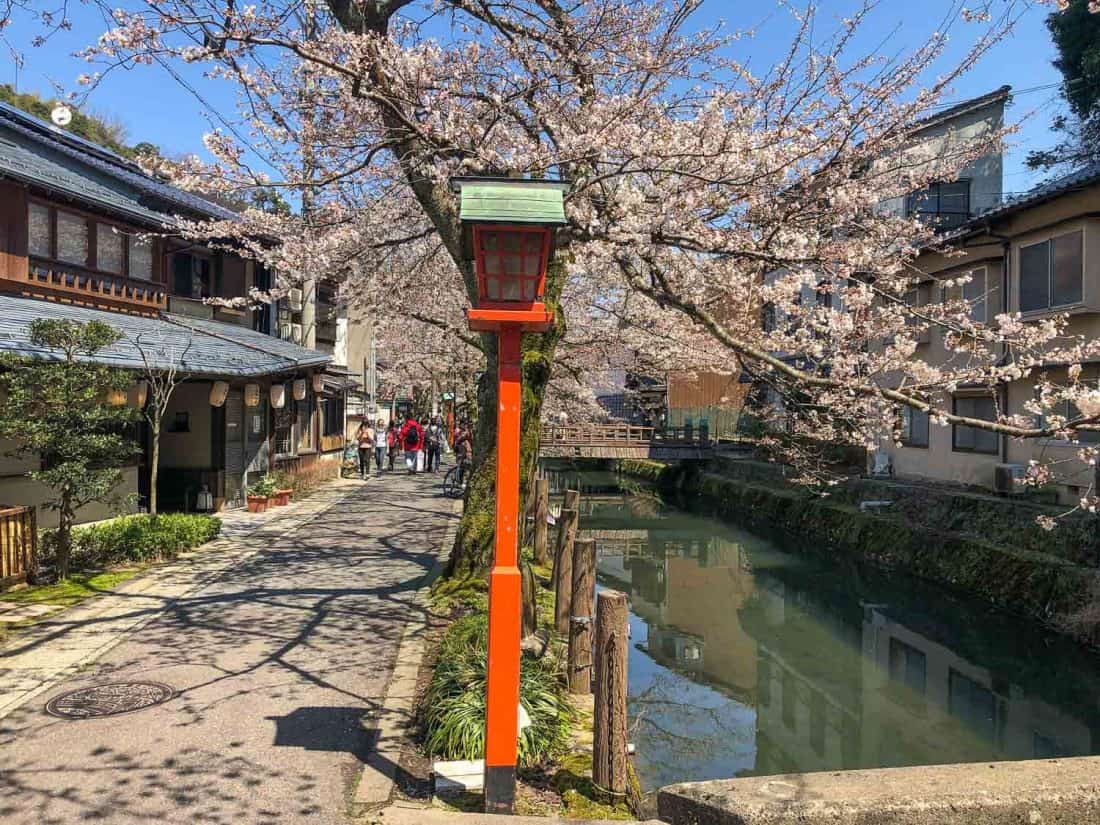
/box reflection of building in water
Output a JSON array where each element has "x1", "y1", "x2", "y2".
[
  {"x1": 860, "y1": 606, "x2": 1093, "y2": 766},
  {"x1": 596, "y1": 529, "x2": 759, "y2": 701},
  {"x1": 746, "y1": 568, "x2": 1097, "y2": 776}
]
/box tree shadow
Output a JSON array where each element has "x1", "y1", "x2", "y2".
[{"x1": 0, "y1": 475, "x2": 457, "y2": 824}]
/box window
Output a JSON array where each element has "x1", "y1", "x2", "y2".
[
  {"x1": 906, "y1": 180, "x2": 970, "y2": 230},
  {"x1": 96, "y1": 223, "x2": 124, "y2": 274},
  {"x1": 274, "y1": 394, "x2": 294, "y2": 456},
  {"x1": 28, "y1": 202, "x2": 154, "y2": 279},
  {"x1": 297, "y1": 393, "x2": 314, "y2": 452},
  {"x1": 888, "y1": 638, "x2": 927, "y2": 694},
  {"x1": 899, "y1": 405, "x2": 929, "y2": 448},
  {"x1": 171, "y1": 251, "x2": 212, "y2": 299},
  {"x1": 322, "y1": 395, "x2": 344, "y2": 437},
  {"x1": 28, "y1": 202, "x2": 51, "y2": 257},
  {"x1": 949, "y1": 669, "x2": 1000, "y2": 744},
  {"x1": 1019, "y1": 231, "x2": 1083, "y2": 312},
  {"x1": 1039, "y1": 398, "x2": 1100, "y2": 444},
  {"x1": 55, "y1": 210, "x2": 88, "y2": 265},
  {"x1": 130, "y1": 236, "x2": 153, "y2": 280},
  {"x1": 952, "y1": 395, "x2": 999, "y2": 454}
]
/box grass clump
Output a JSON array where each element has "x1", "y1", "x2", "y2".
[
  {"x1": 421, "y1": 613, "x2": 573, "y2": 768},
  {"x1": 45, "y1": 513, "x2": 221, "y2": 568},
  {"x1": 0, "y1": 569, "x2": 142, "y2": 607}
]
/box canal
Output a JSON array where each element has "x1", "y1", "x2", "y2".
[{"x1": 545, "y1": 466, "x2": 1100, "y2": 793}]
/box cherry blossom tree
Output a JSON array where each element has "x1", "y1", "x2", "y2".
[{"x1": 16, "y1": 0, "x2": 1100, "y2": 555}]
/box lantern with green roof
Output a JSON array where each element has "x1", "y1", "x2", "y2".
[{"x1": 451, "y1": 177, "x2": 568, "y2": 332}]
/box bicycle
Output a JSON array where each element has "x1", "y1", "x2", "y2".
[{"x1": 442, "y1": 459, "x2": 469, "y2": 499}]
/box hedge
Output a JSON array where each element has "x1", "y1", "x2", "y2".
[{"x1": 61, "y1": 513, "x2": 222, "y2": 567}]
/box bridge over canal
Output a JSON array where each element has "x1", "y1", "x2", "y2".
[{"x1": 539, "y1": 424, "x2": 713, "y2": 460}]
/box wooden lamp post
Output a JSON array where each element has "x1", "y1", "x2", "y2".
[{"x1": 452, "y1": 176, "x2": 568, "y2": 814}]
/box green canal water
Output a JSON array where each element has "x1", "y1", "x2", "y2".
[{"x1": 544, "y1": 466, "x2": 1100, "y2": 793}]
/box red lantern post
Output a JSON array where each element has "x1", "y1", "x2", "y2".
[{"x1": 452, "y1": 177, "x2": 567, "y2": 814}]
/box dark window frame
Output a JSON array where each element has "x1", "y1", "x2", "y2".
[
  {"x1": 1019, "y1": 230, "x2": 1084, "y2": 313},
  {"x1": 26, "y1": 198, "x2": 154, "y2": 281},
  {"x1": 906, "y1": 180, "x2": 971, "y2": 231},
  {"x1": 952, "y1": 394, "x2": 1000, "y2": 455},
  {"x1": 899, "y1": 405, "x2": 930, "y2": 448}
]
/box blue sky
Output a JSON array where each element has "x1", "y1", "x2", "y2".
[{"x1": 1, "y1": 1, "x2": 1067, "y2": 196}]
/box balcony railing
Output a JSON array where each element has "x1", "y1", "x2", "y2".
[{"x1": 6, "y1": 260, "x2": 167, "y2": 314}]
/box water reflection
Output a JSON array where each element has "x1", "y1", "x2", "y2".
[{"x1": 549, "y1": 471, "x2": 1100, "y2": 791}]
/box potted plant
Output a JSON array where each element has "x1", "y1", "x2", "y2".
[
  {"x1": 271, "y1": 470, "x2": 293, "y2": 507},
  {"x1": 246, "y1": 475, "x2": 277, "y2": 513}
]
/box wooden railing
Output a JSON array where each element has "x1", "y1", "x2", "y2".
[
  {"x1": 0, "y1": 505, "x2": 36, "y2": 591},
  {"x1": 541, "y1": 423, "x2": 711, "y2": 446},
  {"x1": 2, "y1": 260, "x2": 168, "y2": 314}
]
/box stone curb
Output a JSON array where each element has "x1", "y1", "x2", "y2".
[
  {"x1": 0, "y1": 480, "x2": 359, "y2": 720},
  {"x1": 353, "y1": 495, "x2": 463, "y2": 811}
]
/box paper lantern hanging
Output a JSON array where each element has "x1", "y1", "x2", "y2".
[
  {"x1": 106, "y1": 388, "x2": 127, "y2": 406},
  {"x1": 128, "y1": 381, "x2": 149, "y2": 409},
  {"x1": 270, "y1": 383, "x2": 286, "y2": 409},
  {"x1": 293, "y1": 378, "x2": 308, "y2": 401},
  {"x1": 311, "y1": 373, "x2": 324, "y2": 393},
  {"x1": 244, "y1": 383, "x2": 261, "y2": 407},
  {"x1": 209, "y1": 381, "x2": 230, "y2": 407}
]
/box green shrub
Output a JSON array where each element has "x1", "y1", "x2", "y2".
[
  {"x1": 67, "y1": 513, "x2": 221, "y2": 567},
  {"x1": 421, "y1": 613, "x2": 573, "y2": 768},
  {"x1": 247, "y1": 475, "x2": 279, "y2": 497}
]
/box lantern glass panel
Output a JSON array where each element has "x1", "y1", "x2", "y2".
[
  {"x1": 476, "y1": 227, "x2": 547, "y2": 302},
  {"x1": 484, "y1": 254, "x2": 500, "y2": 275}
]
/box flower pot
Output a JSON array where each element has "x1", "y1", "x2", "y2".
[
  {"x1": 273, "y1": 489, "x2": 292, "y2": 507},
  {"x1": 246, "y1": 495, "x2": 269, "y2": 514}
]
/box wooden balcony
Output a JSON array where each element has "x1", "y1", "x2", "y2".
[{"x1": 0, "y1": 260, "x2": 167, "y2": 316}]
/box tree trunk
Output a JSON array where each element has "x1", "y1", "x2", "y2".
[
  {"x1": 57, "y1": 489, "x2": 73, "y2": 581},
  {"x1": 149, "y1": 417, "x2": 160, "y2": 517},
  {"x1": 449, "y1": 257, "x2": 567, "y2": 578}
]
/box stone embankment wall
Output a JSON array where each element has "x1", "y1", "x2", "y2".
[
  {"x1": 657, "y1": 756, "x2": 1100, "y2": 825},
  {"x1": 618, "y1": 457, "x2": 1100, "y2": 643}
]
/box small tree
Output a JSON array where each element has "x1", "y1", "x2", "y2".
[
  {"x1": 0, "y1": 320, "x2": 137, "y2": 579},
  {"x1": 131, "y1": 329, "x2": 194, "y2": 516}
]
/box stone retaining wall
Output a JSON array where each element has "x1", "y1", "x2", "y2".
[{"x1": 657, "y1": 757, "x2": 1100, "y2": 825}]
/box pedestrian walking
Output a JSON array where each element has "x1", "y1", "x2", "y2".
[
  {"x1": 453, "y1": 420, "x2": 473, "y2": 486},
  {"x1": 373, "y1": 418, "x2": 388, "y2": 474},
  {"x1": 355, "y1": 420, "x2": 375, "y2": 479},
  {"x1": 426, "y1": 416, "x2": 444, "y2": 472},
  {"x1": 386, "y1": 421, "x2": 399, "y2": 471},
  {"x1": 398, "y1": 414, "x2": 424, "y2": 474}
]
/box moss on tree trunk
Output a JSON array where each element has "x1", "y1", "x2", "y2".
[{"x1": 449, "y1": 257, "x2": 566, "y2": 579}]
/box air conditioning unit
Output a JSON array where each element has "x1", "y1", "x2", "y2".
[
  {"x1": 993, "y1": 463, "x2": 1027, "y2": 495},
  {"x1": 288, "y1": 287, "x2": 303, "y2": 311},
  {"x1": 290, "y1": 323, "x2": 303, "y2": 344}
]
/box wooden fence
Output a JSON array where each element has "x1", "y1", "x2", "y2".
[{"x1": 0, "y1": 505, "x2": 36, "y2": 591}]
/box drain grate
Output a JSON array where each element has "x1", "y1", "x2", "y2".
[{"x1": 45, "y1": 681, "x2": 175, "y2": 719}]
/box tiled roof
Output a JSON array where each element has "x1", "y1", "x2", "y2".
[
  {"x1": 967, "y1": 161, "x2": 1100, "y2": 226},
  {"x1": 0, "y1": 295, "x2": 329, "y2": 377},
  {"x1": 0, "y1": 102, "x2": 239, "y2": 225},
  {"x1": 908, "y1": 85, "x2": 1012, "y2": 135}
]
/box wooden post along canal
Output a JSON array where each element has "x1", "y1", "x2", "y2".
[
  {"x1": 533, "y1": 478, "x2": 549, "y2": 566},
  {"x1": 593, "y1": 589, "x2": 630, "y2": 801},
  {"x1": 553, "y1": 489, "x2": 580, "y2": 638},
  {"x1": 568, "y1": 538, "x2": 597, "y2": 694}
]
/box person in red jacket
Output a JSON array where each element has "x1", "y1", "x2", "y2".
[{"x1": 397, "y1": 414, "x2": 424, "y2": 474}]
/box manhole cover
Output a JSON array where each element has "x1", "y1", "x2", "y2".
[{"x1": 45, "y1": 681, "x2": 174, "y2": 719}]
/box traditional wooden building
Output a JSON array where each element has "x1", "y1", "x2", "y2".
[{"x1": 0, "y1": 101, "x2": 348, "y2": 522}]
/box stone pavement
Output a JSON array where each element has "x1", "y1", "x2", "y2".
[{"x1": 0, "y1": 469, "x2": 458, "y2": 825}]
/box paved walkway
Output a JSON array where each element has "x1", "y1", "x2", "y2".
[{"x1": 0, "y1": 470, "x2": 458, "y2": 825}]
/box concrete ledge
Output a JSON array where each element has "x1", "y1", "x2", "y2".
[{"x1": 657, "y1": 757, "x2": 1100, "y2": 825}]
